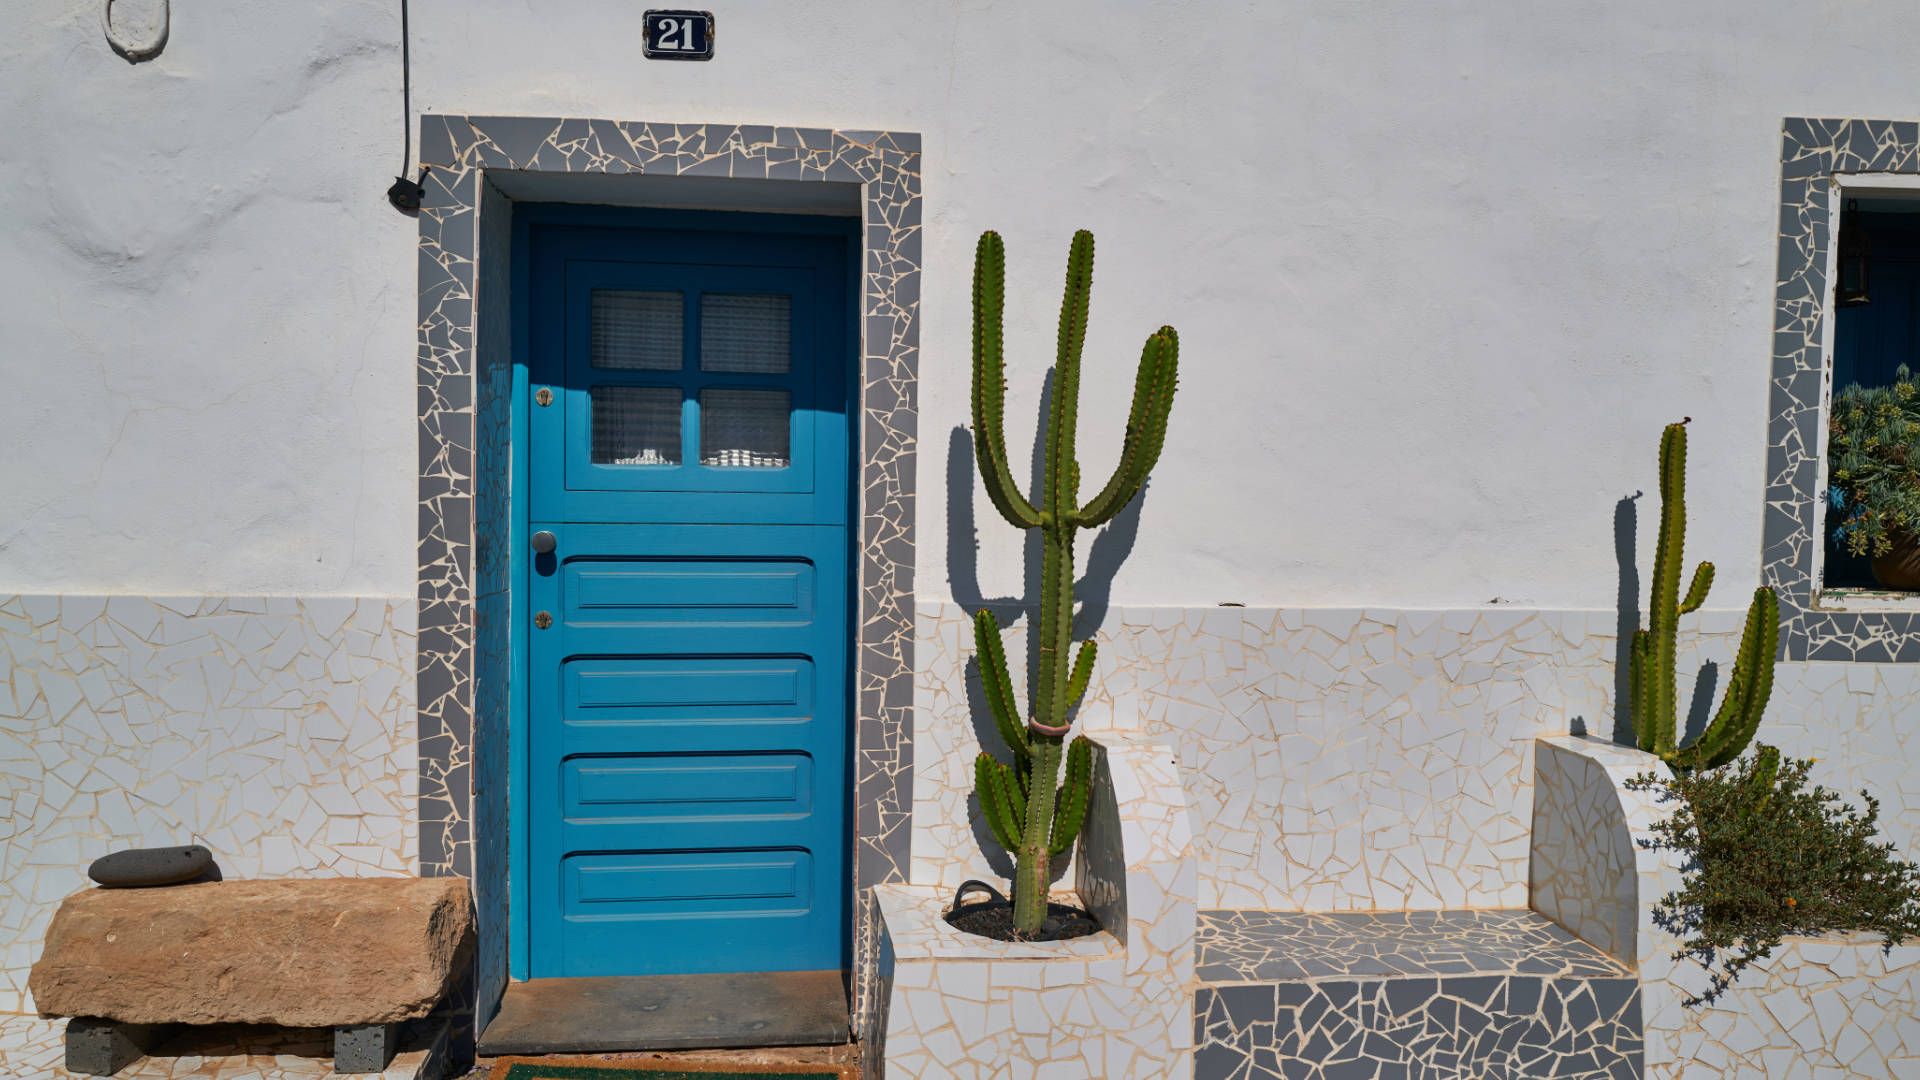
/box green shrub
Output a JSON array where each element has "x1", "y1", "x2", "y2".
[
  {"x1": 1626, "y1": 749, "x2": 1920, "y2": 1005},
  {"x1": 1828, "y1": 367, "x2": 1920, "y2": 558}
]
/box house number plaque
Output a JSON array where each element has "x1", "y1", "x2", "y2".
[{"x1": 643, "y1": 11, "x2": 714, "y2": 60}]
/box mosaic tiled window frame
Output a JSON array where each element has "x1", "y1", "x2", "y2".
[
  {"x1": 1769, "y1": 118, "x2": 1920, "y2": 661},
  {"x1": 414, "y1": 117, "x2": 919, "y2": 1007}
]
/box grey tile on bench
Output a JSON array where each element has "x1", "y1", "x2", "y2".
[{"x1": 1196, "y1": 908, "x2": 1630, "y2": 985}]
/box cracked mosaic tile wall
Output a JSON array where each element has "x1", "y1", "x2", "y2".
[
  {"x1": 913, "y1": 601, "x2": 1920, "y2": 911},
  {"x1": 916, "y1": 602, "x2": 1578, "y2": 910},
  {"x1": 1769, "y1": 117, "x2": 1920, "y2": 661},
  {"x1": 414, "y1": 116, "x2": 920, "y2": 1033},
  {"x1": 1193, "y1": 973, "x2": 1644, "y2": 1080},
  {"x1": 1535, "y1": 735, "x2": 1920, "y2": 1079},
  {"x1": 874, "y1": 734, "x2": 1196, "y2": 1080},
  {"x1": 0, "y1": 595, "x2": 417, "y2": 1015},
  {"x1": 1530, "y1": 738, "x2": 1644, "y2": 969}
]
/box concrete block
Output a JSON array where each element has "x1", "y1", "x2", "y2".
[
  {"x1": 64, "y1": 1017, "x2": 169, "y2": 1076},
  {"x1": 334, "y1": 1022, "x2": 399, "y2": 1074}
]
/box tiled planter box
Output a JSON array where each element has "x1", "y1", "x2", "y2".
[
  {"x1": 1531, "y1": 734, "x2": 1920, "y2": 1079},
  {"x1": 868, "y1": 734, "x2": 1196, "y2": 1079}
]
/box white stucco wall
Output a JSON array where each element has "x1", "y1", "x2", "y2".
[
  {"x1": 3, "y1": 0, "x2": 1917, "y2": 605},
  {"x1": 0, "y1": 1, "x2": 414, "y2": 595}
]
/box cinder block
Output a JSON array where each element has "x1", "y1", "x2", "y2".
[
  {"x1": 64, "y1": 1017, "x2": 168, "y2": 1076},
  {"x1": 334, "y1": 1022, "x2": 400, "y2": 1074}
]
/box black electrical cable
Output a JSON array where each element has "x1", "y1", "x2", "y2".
[
  {"x1": 386, "y1": 0, "x2": 428, "y2": 213},
  {"x1": 399, "y1": 0, "x2": 411, "y2": 174}
]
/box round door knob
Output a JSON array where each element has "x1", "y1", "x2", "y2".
[{"x1": 530, "y1": 531, "x2": 557, "y2": 555}]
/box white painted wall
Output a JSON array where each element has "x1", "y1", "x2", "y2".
[
  {"x1": 0, "y1": 1, "x2": 413, "y2": 595},
  {"x1": 1, "y1": 0, "x2": 1913, "y2": 605}
]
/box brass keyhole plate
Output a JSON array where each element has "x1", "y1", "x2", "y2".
[
  {"x1": 534, "y1": 611, "x2": 553, "y2": 629},
  {"x1": 535, "y1": 388, "x2": 553, "y2": 407}
]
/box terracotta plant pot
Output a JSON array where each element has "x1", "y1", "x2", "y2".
[{"x1": 1869, "y1": 531, "x2": 1920, "y2": 589}]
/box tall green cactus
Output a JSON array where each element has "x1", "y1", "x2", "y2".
[
  {"x1": 1627, "y1": 421, "x2": 1780, "y2": 772},
  {"x1": 970, "y1": 229, "x2": 1179, "y2": 933}
]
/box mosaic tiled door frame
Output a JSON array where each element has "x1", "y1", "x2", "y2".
[
  {"x1": 414, "y1": 117, "x2": 919, "y2": 1016},
  {"x1": 1769, "y1": 118, "x2": 1920, "y2": 661}
]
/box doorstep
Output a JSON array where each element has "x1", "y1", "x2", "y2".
[{"x1": 477, "y1": 972, "x2": 850, "y2": 1056}]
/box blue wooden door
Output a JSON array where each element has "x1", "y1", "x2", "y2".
[{"x1": 523, "y1": 216, "x2": 853, "y2": 978}]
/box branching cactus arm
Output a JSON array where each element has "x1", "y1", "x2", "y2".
[
  {"x1": 1065, "y1": 641, "x2": 1096, "y2": 710},
  {"x1": 1688, "y1": 587, "x2": 1780, "y2": 772},
  {"x1": 1080, "y1": 327, "x2": 1180, "y2": 528},
  {"x1": 973, "y1": 609, "x2": 1030, "y2": 774},
  {"x1": 1048, "y1": 737, "x2": 1094, "y2": 857},
  {"x1": 971, "y1": 232, "x2": 1042, "y2": 531}
]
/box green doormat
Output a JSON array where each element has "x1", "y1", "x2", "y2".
[{"x1": 491, "y1": 1058, "x2": 853, "y2": 1080}]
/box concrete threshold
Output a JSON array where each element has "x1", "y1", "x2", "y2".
[{"x1": 477, "y1": 970, "x2": 850, "y2": 1056}]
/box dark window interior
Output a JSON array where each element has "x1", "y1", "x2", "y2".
[{"x1": 1825, "y1": 207, "x2": 1920, "y2": 589}]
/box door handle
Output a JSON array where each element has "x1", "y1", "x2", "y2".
[{"x1": 531, "y1": 531, "x2": 557, "y2": 554}]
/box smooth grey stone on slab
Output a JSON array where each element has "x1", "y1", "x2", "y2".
[
  {"x1": 64, "y1": 1017, "x2": 171, "y2": 1076},
  {"x1": 86, "y1": 845, "x2": 214, "y2": 888},
  {"x1": 334, "y1": 1021, "x2": 399, "y2": 1073}
]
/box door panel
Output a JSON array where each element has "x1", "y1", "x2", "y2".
[
  {"x1": 562, "y1": 755, "x2": 814, "y2": 819},
  {"x1": 523, "y1": 220, "x2": 852, "y2": 979},
  {"x1": 564, "y1": 559, "x2": 815, "y2": 624}
]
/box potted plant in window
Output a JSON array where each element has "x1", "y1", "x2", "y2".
[{"x1": 1828, "y1": 366, "x2": 1920, "y2": 588}]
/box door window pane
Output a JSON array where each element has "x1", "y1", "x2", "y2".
[
  {"x1": 593, "y1": 290, "x2": 683, "y2": 370},
  {"x1": 592, "y1": 386, "x2": 681, "y2": 465},
  {"x1": 700, "y1": 389, "x2": 790, "y2": 468},
  {"x1": 700, "y1": 294, "x2": 791, "y2": 373}
]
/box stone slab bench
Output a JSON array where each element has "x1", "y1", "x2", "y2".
[{"x1": 28, "y1": 877, "x2": 472, "y2": 1076}]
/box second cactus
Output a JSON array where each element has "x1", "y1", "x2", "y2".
[
  {"x1": 970, "y1": 229, "x2": 1179, "y2": 934},
  {"x1": 1628, "y1": 421, "x2": 1780, "y2": 772}
]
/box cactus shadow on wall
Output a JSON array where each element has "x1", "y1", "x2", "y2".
[
  {"x1": 946, "y1": 387, "x2": 1150, "y2": 879},
  {"x1": 1683, "y1": 662, "x2": 1720, "y2": 748},
  {"x1": 1612, "y1": 494, "x2": 1641, "y2": 744}
]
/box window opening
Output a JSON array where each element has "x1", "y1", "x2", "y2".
[{"x1": 1823, "y1": 196, "x2": 1920, "y2": 593}]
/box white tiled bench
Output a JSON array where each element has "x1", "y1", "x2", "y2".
[{"x1": 1192, "y1": 907, "x2": 1643, "y2": 1079}]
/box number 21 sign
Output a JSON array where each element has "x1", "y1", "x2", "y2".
[{"x1": 644, "y1": 10, "x2": 714, "y2": 60}]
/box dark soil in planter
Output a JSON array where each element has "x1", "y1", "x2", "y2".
[{"x1": 945, "y1": 900, "x2": 1101, "y2": 943}]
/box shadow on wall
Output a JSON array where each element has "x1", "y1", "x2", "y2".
[
  {"x1": 1610, "y1": 490, "x2": 1722, "y2": 749},
  {"x1": 945, "y1": 371, "x2": 1150, "y2": 879}
]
